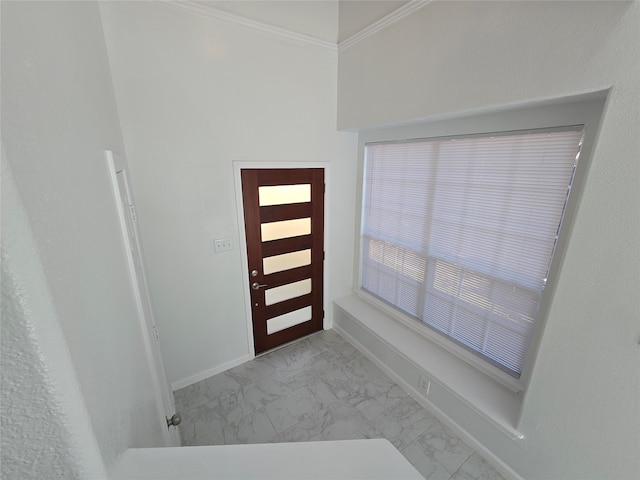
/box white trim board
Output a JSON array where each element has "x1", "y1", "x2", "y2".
[
  {"x1": 170, "y1": 353, "x2": 252, "y2": 391},
  {"x1": 161, "y1": 1, "x2": 336, "y2": 51},
  {"x1": 160, "y1": 0, "x2": 431, "y2": 53},
  {"x1": 338, "y1": 0, "x2": 432, "y2": 52}
]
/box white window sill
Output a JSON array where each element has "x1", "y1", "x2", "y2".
[
  {"x1": 355, "y1": 290, "x2": 526, "y2": 393},
  {"x1": 333, "y1": 294, "x2": 525, "y2": 441}
]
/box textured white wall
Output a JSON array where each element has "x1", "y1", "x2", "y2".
[
  {"x1": 0, "y1": 156, "x2": 105, "y2": 480},
  {"x1": 338, "y1": 1, "x2": 640, "y2": 479},
  {"x1": 1, "y1": 159, "x2": 108, "y2": 480},
  {"x1": 1, "y1": 1, "x2": 167, "y2": 475},
  {"x1": 100, "y1": 2, "x2": 358, "y2": 385}
]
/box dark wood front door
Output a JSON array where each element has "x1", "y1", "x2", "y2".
[{"x1": 241, "y1": 168, "x2": 324, "y2": 354}]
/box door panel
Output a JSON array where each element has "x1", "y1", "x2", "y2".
[
  {"x1": 241, "y1": 168, "x2": 324, "y2": 354},
  {"x1": 105, "y1": 151, "x2": 180, "y2": 446}
]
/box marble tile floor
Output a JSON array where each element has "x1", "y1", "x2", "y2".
[{"x1": 174, "y1": 330, "x2": 506, "y2": 480}]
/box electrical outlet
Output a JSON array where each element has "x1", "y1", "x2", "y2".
[
  {"x1": 214, "y1": 238, "x2": 232, "y2": 253},
  {"x1": 418, "y1": 375, "x2": 430, "y2": 395}
]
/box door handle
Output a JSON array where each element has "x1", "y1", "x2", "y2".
[
  {"x1": 166, "y1": 413, "x2": 181, "y2": 428},
  {"x1": 252, "y1": 282, "x2": 268, "y2": 290}
]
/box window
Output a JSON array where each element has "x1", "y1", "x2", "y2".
[{"x1": 361, "y1": 127, "x2": 584, "y2": 378}]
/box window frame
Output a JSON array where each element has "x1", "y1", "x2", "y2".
[{"x1": 353, "y1": 97, "x2": 605, "y2": 392}]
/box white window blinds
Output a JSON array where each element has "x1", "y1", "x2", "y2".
[{"x1": 361, "y1": 127, "x2": 584, "y2": 377}]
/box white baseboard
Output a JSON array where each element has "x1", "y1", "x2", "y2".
[
  {"x1": 333, "y1": 323, "x2": 524, "y2": 480},
  {"x1": 170, "y1": 354, "x2": 253, "y2": 391}
]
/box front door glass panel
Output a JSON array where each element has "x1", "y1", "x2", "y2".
[
  {"x1": 259, "y1": 184, "x2": 310, "y2": 206},
  {"x1": 267, "y1": 306, "x2": 312, "y2": 335},
  {"x1": 263, "y1": 249, "x2": 311, "y2": 275},
  {"x1": 261, "y1": 218, "x2": 311, "y2": 241},
  {"x1": 265, "y1": 279, "x2": 312, "y2": 306}
]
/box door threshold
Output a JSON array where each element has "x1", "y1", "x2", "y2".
[{"x1": 255, "y1": 329, "x2": 324, "y2": 358}]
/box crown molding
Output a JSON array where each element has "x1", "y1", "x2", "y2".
[
  {"x1": 160, "y1": 1, "x2": 430, "y2": 54},
  {"x1": 338, "y1": 0, "x2": 432, "y2": 52},
  {"x1": 161, "y1": 1, "x2": 337, "y2": 52}
]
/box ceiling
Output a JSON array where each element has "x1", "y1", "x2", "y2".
[{"x1": 191, "y1": 1, "x2": 410, "y2": 44}]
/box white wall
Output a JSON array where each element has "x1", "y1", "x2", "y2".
[
  {"x1": 1, "y1": 160, "x2": 108, "y2": 480},
  {"x1": 1, "y1": 1, "x2": 167, "y2": 476},
  {"x1": 100, "y1": 2, "x2": 358, "y2": 386},
  {"x1": 338, "y1": 1, "x2": 640, "y2": 479}
]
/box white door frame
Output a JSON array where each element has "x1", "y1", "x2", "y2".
[
  {"x1": 233, "y1": 162, "x2": 331, "y2": 358},
  {"x1": 105, "y1": 150, "x2": 180, "y2": 447}
]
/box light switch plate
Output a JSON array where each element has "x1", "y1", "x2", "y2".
[{"x1": 214, "y1": 238, "x2": 232, "y2": 253}]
